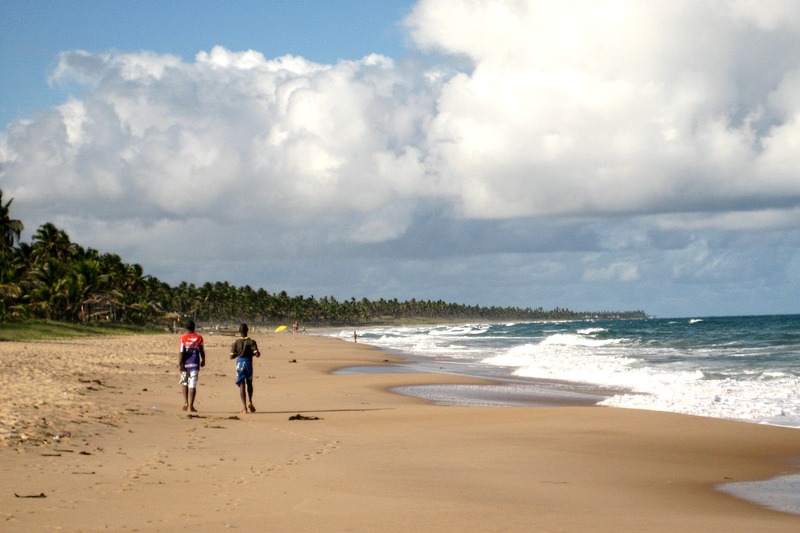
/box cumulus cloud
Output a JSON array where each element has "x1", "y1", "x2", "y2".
[
  {"x1": 3, "y1": 46, "x2": 444, "y2": 249},
  {"x1": 2, "y1": 0, "x2": 800, "y2": 315},
  {"x1": 405, "y1": 0, "x2": 800, "y2": 218}
]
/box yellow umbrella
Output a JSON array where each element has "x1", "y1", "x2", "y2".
[{"x1": 275, "y1": 325, "x2": 288, "y2": 333}]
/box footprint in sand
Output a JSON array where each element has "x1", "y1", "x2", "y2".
[{"x1": 303, "y1": 440, "x2": 340, "y2": 461}]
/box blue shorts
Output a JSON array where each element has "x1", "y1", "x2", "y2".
[{"x1": 235, "y1": 358, "x2": 253, "y2": 386}]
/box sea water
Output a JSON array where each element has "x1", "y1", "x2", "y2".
[
  {"x1": 329, "y1": 315, "x2": 800, "y2": 515},
  {"x1": 331, "y1": 315, "x2": 800, "y2": 428}
]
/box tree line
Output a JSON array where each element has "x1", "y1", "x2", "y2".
[{"x1": 0, "y1": 190, "x2": 646, "y2": 327}]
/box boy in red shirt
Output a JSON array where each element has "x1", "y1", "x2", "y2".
[{"x1": 179, "y1": 320, "x2": 205, "y2": 412}]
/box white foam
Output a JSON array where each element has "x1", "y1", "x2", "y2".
[
  {"x1": 577, "y1": 327, "x2": 607, "y2": 335},
  {"x1": 480, "y1": 335, "x2": 800, "y2": 427},
  {"x1": 326, "y1": 323, "x2": 800, "y2": 428},
  {"x1": 484, "y1": 341, "x2": 701, "y2": 392},
  {"x1": 423, "y1": 324, "x2": 488, "y2": 336},
  {"x1": 540, "y1": 333, "x2": 621, "y2": 348},
  {"x1": 600, "y1": 376, "x2": 800, "y2": 427}
]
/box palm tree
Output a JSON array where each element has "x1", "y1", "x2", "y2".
[
  {"x1": 31, "y1": 222, "x2": 77, "y2": 265},
  {"x1": 0, "y1": 190, "x2": 24, "y2": 262},
  {"x1": 28, "y1": 257, "x2": 72, "y2": 320},
  {"x1": 0, "y1": 191, "x2": 22, "y2": 240},
  {"x1": 72, "y1": 257, "x2": 107, "y2": 321}
]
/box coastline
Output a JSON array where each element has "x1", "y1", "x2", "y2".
[{"x1": 1, "y1": 332, "x2": 799, "y2": 531}]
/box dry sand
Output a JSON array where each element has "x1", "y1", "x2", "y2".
[{"x1": 1, "y1": 331, "x2": 799, "y2": 532}]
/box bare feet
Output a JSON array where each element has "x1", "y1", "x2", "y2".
[
  {"x1": 240, "y1": 409, "x2": 248, "y2": 414},
  {"x1": 248, "y1": 403, "x2": 256, "y2": 413},
  {"x1": 182, "y1": 404, "x2": 189, "y2": 411},
  {"x1": 189, "y1": 406, "x2": 197, "y2": 413}
]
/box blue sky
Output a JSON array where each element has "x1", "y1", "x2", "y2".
[
  {"x1": 1, "y1": 0, "x2": 412, "y2": 126},
  {"x1": 2, "y1": 0, "x2": 800, "y2": 318}
]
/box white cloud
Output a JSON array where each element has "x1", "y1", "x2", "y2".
[
  {"x1": 582, "y1": 261, "x2": 639, "y2": 283},
  {"x1": 406, "y1": 0, "x2": 800, "y2": 218},
  {"x1": 730, "y1": 0, "x2": 800, "y2": 30},
  {"x1": 5, "y1": 45, "x2": 441, "y2": 233}
]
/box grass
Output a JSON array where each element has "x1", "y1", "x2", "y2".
[{"x1": 0, "y1": 320, "x2": 164, "y2": 342}]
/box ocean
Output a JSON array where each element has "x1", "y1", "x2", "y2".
[{"x1": 330, "y1": 314, "x2": 800, "y2": 428}]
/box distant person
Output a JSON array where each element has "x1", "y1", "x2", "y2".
[
  {"x1": 179, "y1": 320, "x2": 205, "y2": 412},
  {"x1": 353, "y1": 331, "x2": 358, "y2": 343},
  {"x1": 292, "y1": 321, "x2": 299, "y2": 334},
  {"x1": 230, "y1": 323, "x2": 261, "y2": 414}
]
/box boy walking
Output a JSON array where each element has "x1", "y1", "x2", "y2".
[
  {"x1": 230, "y1": 323, "x2": 261, "y2": 414},
  {"x1": 179, "y1": 320, "x2": 205, "y2": 412}
]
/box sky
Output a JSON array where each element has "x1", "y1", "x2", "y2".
[{"x1": 2, "y1": 0, "x2": 800, "y2": 319}]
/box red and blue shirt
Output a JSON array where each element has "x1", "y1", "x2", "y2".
[{"x1": 180, "y1": 332, "x2": 204, "y2": 371}]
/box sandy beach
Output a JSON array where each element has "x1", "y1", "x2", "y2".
[{"x1": 1, "y1": 331, "x2": 800, "y2": 532}]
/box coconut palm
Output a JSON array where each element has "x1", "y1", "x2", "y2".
[
  {"x1": 0, "y1": 197, "x2": 28, "y2": 316},
  {"x1": 72, "y1": 257, "x2": 107, "y2": 321},
  {"x1": 0, "y1": 190, "x2": 24, "y2": 261},
  {"x1": 31, "y1": 222, "x2": 77, "y2": 265},
  {"x1": 28, "y1": 257, "x2": 72, "y2": 320}
]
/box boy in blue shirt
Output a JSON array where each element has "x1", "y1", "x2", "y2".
[{"x1": 230, "y1": 323, "x2": 261, "y2": 414}]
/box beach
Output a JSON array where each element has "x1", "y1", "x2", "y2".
[{"x1": 1, "y1": 332, "x2": 800, "y2": 532}]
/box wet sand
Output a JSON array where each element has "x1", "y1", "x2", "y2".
[{"x1": 1, "y1": 331, "x2": 799, "y2": 531}]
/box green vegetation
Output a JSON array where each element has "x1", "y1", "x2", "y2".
[
  {"x1": 0, "y1": 189, "x2": 646, "y2": 330},
  {"x1": 0, "y1": 320, "x2": 160, "y2": 341}
]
